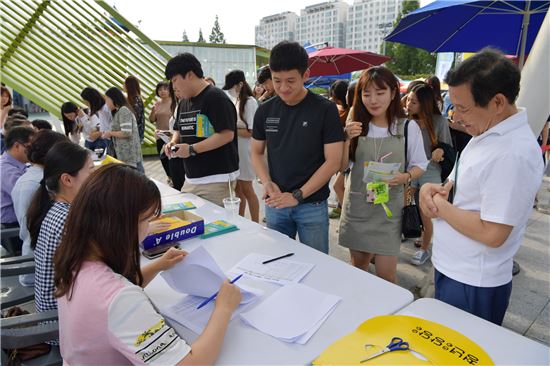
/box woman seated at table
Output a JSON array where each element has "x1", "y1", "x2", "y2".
[
  {"x1": 54, "y1": 164, "x2": 242, "y2": 365},
  {"x1": 27, "y1": 141, "x2": 94, "y2": 318}
]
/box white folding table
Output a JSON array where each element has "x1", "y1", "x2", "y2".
[
  {"x1": 144, "y1": 180, "x2": 414, "y2": 365},
  {"x1": 397, "y1": 298, "x2": 550, "y2": 365}
]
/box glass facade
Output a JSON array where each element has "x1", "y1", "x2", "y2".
[{"x1": 160, "y1": 44, "x2": 258, "y2": 87}]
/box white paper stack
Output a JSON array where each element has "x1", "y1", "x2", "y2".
[
  {"x1": 240, "y1": 283, "x2": 341, "y2": 344},
  {"x1": 162, "y1": 283, "x2": 262, "y2": 334},
  {"x1": 227, "y1": 253, "x2": 315, "y2": 285},
  {"x1": 159, "y1": 246, "x2": 262, "y2": 333}
]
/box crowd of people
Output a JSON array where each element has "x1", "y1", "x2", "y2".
[{"x1": 0, "y1": 42, "x2": 546, "y2": 364}]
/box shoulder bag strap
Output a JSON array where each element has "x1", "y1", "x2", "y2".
[{"x1": 404, "y1": 120, "x2": 413, "y2": 205}]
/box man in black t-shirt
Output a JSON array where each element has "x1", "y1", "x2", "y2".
[
  {"x1": 164, "y1": 53, "x2": 239, "y2": 207},
  {"x1": 251, "y1": 41, "x2": 345, "y2": 254}
]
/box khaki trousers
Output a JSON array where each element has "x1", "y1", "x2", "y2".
[{"x1": 182, "y1": 180, "x2": 237, "y2": 207}]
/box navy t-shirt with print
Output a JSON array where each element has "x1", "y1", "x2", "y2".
[
  {"x1": 173, "y1": 85, "x2": 239, "y2": 179},
  {"x1": 252, "y1": 91, "x2": 345, "y2": 203}
]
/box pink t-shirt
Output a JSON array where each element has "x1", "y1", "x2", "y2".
[{"x1": 57, "y1": 261, "x2": 190, "y2": 365}]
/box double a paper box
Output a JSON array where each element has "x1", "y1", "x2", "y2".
[{"x1": 142, "y1": 210, "x2": 204, "y2": 250}]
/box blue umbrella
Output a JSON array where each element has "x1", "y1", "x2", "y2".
[
  {"x1": 385, "y1": 1, "x2": 550, "y2": 67},
  {"x1": 306, "y1": 74, "x2": 351, "y2": 89}
]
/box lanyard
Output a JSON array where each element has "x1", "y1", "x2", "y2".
[
  {"x1": 372, "y1": 137, "x2": 384, "y2": 162},
  {"x1": 449, "y1": 152, "x2": 460, "y2": 204}
]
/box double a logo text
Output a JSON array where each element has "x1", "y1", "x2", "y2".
[{"x1": 155, "y1": 226, "x2": 197, "y2": 245}]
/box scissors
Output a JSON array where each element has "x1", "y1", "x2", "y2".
[{"x1": 360, "y1": 337, "x2": 410, "y2": 363}]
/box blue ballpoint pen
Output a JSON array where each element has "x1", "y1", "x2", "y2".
[{"x1": 196, "y1": 274, "x2": 243, "y2": 310}]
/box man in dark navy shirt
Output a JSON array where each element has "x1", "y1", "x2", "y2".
[{"x1": 252, "y1": 41, "x2": 345, "y2": 253}]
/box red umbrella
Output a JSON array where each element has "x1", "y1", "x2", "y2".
[{"x1": 307, "y1": 47, "x2": 391, "y2": 77}]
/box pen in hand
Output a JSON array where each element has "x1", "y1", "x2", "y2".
[
  {"x1": 197, "y1": 274, "x2": 243, "y2": 310},
  {"x1": 262, "y1": 253, "x2": 294, "y2": 264}
]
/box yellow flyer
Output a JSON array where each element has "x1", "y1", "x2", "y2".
[{"x1": 313, "y1": 315, "x2": 493, "y2": 366}]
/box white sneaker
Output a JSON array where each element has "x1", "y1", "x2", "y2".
[{"x1": 411, "y1": 250, "x2": 430, "y2": 266}]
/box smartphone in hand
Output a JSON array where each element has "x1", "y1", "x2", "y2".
[{"x1": 142, "y1": 243, "x2": 180, "y2": 260}]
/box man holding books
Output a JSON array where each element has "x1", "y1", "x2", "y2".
[{"x1": 164, "y1": 53, "x2": 239, "y2": 207}]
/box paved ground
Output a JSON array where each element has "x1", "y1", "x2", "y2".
[{"x1": 144, "y1": 156, "x2": 550, "y2": 347}]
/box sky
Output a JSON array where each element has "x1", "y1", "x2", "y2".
[{"x1": 108, "y1": 0, "x2": 433, "y2": 45}]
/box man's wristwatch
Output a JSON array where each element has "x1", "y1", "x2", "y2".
[
  {"x1": 292, "y1": 189, "x2": 304, "y2": 203},
  {"x1": 189, "y1": 144, "x2": 197, "y2": 157}
]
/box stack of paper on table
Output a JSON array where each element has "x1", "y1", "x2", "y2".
[
  {"x1": 160, "y1": 246, "x2": 262, "y2": 334},
  {"x1": 227, "y1": 253, "x2": 314, "y2": 285},
  {"x1": 240, "y1": 283, "x2": 341, "y2": 344}
]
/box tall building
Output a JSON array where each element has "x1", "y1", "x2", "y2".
[
  {"x1": 346, "y1": 0, "x2": 402, "y2": 53},
  {"x1": 254, "y1": 0, "x2": 402, "y2": 52},
  {"x1": 255, "y1": 12, "x2": 298, "y2": 50},
  {"x1": 296, "y1": 1, "x2": 349, "y2": 48}
]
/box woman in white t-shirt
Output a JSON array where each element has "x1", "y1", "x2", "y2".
[
  {"x1": 339, "y1": 66, "x2": 428, "y2": 283},
  {"x1": 223, "y1": 70, "x2": 260, "y2": 222},
  {"x1": 54, "y1": 164, "x2": 242, "y2": 365},
  {"x1": 80, "y1": 87, "x2": 112, "y2": 153}
]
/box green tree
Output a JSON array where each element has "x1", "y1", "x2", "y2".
[
  {"x1": 385, "y1": 0, "x2": 436, "y2": 76},
  {"x1": 197, "y1": 28, "x2": 205, "y2": 43},
  {"x1": 209, "y1": 15, "x2": 226, "y2": 44},
  {"x1": 182, "y1": 30, "x2": 189, "y2": 42}
]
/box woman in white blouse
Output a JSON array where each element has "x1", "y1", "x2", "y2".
[
  {"x1": 80, "y1": 87, "x2": 112, "y2": 154},
  {"x1": 338, "y1": 66, "x2": 428, "y2": 283}
]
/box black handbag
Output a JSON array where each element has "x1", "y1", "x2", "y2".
[
  {"x1": 401, "y1": 120, "x2": 423, "y2": 238},
  {"x1": 433, "y1": 141, "x2": 457, "y2": 181}
]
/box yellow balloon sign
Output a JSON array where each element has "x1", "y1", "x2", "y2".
[
  {"x1": 313, "y1": 315, "x2": 493, "y2": 366},
  {"x1": 100, "y1": 154, "x2": 124, "y2": 166}
]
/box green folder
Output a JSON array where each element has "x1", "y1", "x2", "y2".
[
  {"x1": 201, "y1": 220, "x2": 239, "y2": 239},
  {"x1": 162, "y1": 202, "x2": 196, "y2": 213}
]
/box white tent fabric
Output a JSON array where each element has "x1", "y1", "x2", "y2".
[{"x1": 517, "y1": 10, "x2": 550, "y2": 136}]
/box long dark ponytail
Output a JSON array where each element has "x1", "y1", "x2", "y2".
[
  {"x1": 27, "y1": 142, "x2": 91, "y2": 250},
  {"x1": 238, "y1": 81, "x2": 255, "y2": 130},
  {"x1": 410, "y1": 83, "x2": 441, "y2": 148}
]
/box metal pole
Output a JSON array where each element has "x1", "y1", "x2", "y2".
[{"x1": 518, "y1": 1, "x2": 532, "y2": 70}]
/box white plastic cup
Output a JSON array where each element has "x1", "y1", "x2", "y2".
[{"x1": 223, "y1": 197, "x2": 241, "y2": 221}]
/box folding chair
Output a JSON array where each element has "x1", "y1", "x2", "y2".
[
  {"x1": 1, "y1": 255, "x2": 35, "y2": 310},
  {"x1": 1, "y1": 310, "x2": 61, "y2": 366},
  {"x1": 1, "y1": 226, "x2": 22, "y2": 257}
]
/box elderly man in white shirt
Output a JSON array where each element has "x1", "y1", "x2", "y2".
[{"x1": 419, "y1": 48, "x2": 543, "y2": 325}]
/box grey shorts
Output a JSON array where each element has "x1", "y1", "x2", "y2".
[{"x1": 411, "y1": 163, "x2": 442, "y2": 189}]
